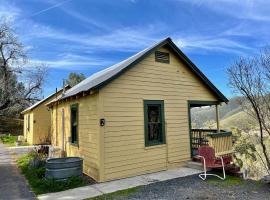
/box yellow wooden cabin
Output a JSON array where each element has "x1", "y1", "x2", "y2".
[
  {"x1": 22, "y1": 87, "x2": 69, "y2": 145},
  {"x1": 47, "y1": 38, "x2": 232, "y2": 182}
]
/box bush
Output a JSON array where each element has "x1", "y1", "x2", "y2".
[{"x1": 17, "y1": 152, "x2": 87, "y2": 195}]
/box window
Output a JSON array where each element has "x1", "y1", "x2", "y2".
[
  {"x1": 155, "y1": 51, "x2": 170, "y2": 64},
  {"x1": 27, "y1": 115, "x2": 30, "y2": 131},
  {"x1": 144, "y1": 100, "x2": 165, "y2": 146},
  {"x1": 70, "y1": 104, "x2": 78, "y2": 144}
]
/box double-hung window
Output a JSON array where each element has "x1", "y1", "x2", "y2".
[
  {"x1": 70, "y1": 104, "x2": 78, "y2": 144},
  {"x1": 144, "y1": 100, "x2": 165, "y2": 146}
]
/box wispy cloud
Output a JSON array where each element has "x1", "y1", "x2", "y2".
[
  {"x1": 0, "y1": 2, "x2": 21, "y2": 21},
  {"x1": 31, "y1": 56, "x2": 112, "y2": 70},
  {"x1": 55, "y1": 3, "x2": 109, "y2": 30},
  {"x1": 2, "y1": 0, "x2": 265, "y2": 74},
  {"x1": 31, "y1": 0, "x2": 72, "y2": 17},
  {"x1": 21, "y1": 20, "x2": 160, "y2": 52},
  {"x1": 177, "y1": 0, "x2": 270, "y2": 22},
  {"x1": 175, "y1": 36, "x2": 252, "y2": 55}
]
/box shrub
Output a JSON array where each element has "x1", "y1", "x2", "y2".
[
  {"x1": 0, "y1": 135, "x2": 17, "y2": 146},
  {"x1": 17, "y1": 151, "x2": 87, "y2": 195}
]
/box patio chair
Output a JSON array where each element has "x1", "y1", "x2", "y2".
[{"x1": 196, "y1": 146, "x2": 227, "y2": 180}]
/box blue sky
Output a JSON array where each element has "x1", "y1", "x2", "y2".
[{"x1": 1, "y1": 0, "x2": 270, "y2": 98}]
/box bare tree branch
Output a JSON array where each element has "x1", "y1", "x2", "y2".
[
  {"x1": 0, "y1": 20, "x2": 47, "y2": 117},
  {"x1": 227, "y1": 48, "x2": 270, "y2": 174}
]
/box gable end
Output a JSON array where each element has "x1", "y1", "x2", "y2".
[{"x1": 94, "y1": 38, "x2": 228, "y2": 103}]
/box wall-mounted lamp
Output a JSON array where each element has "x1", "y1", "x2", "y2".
[{"x1": 100, "y1": 118, "x2": 105, "y2": 126}]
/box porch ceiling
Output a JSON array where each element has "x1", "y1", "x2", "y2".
[{"x1": 189, "y1": 100, "x2": 219, "y2": 108}]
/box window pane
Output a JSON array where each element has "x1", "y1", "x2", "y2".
[
  {"x1": 71, "y1": 105, "x2": 78, "y2": 143},
  {"x1": 71, "y1": 108, "x2": 77, "y2": 126},
  {"x1": 148, "y1": 105, "x2": 160, "y2": 141}
]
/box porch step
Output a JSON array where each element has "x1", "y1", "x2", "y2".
[{"x1": 187, "y1": 161, "x2": 204, "y2": 171}]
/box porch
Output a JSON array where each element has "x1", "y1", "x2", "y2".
[
  {"x1": 188, "y1": 101, "x2": 233, "y2": 157},
  {"x1": 191, "y1": 129, "x2": 233, "y2": 157}
]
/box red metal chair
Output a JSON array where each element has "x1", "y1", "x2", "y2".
[{"x1": 196, "y1": 146, "x2": 226, "y2": 180}]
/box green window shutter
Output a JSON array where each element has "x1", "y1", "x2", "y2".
[{"x1": 144, "y1": 100, "x2": 166, "y2": 147}]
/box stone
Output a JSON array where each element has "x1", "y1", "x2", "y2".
[{"x1": 261, "y1": 175, "x2": 270, "y2": 184}]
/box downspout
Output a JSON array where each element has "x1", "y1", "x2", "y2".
[
  {"x1": 55, "y1": 88, "x2": 58, "y2": 146},
  {"x1": 165, "y1": 121, "x2": 168, "y2": 170},
  {"x1": 61, "y1": 80, "x2": 66, "y2": 157},
  {"x1": 216, "y1": 104, "x2": 220, "y2": 133},
  {"x1": 61, "y1": 108, "x2": 65, "y2": 157}
]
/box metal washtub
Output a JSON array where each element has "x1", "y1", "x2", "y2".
[{"x1": 45, "y1": 157, "x2": 83, "y2": 180}]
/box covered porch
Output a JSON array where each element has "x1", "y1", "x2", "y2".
[{"x1": 188, "y1": 101, "x2": 233, "y2": 157}]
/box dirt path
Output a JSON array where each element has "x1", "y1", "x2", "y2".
[{"x1": 0, "y1": 143, "x2": 35, "y2": 200}]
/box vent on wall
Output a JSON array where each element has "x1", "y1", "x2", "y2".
[{"x1": 155, "y1": 51, "x2": 170, "y2": 64}]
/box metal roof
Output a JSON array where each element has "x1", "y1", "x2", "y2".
[
  {"x1": 48, "y1": 37, "x2": 228, "y2": 104},
  {"x1": 21, "y1": 86, "x2": 69, "y2": 114}
]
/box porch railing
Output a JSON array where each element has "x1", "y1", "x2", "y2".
[{"x1": 191, "y1": 129, "x2": 233, "y2": 157}]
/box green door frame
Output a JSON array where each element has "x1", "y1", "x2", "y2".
[{"x1": 187, "y1": 100, "x2": 219, "y2": 158}]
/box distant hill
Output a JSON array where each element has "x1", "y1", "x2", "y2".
[{"x1": 191, "y1": 96, "x2": 256, "y2": 130}]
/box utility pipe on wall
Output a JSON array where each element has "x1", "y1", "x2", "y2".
[{"x1": 61, "y1": 108, "x2": 65, "y2": 157}]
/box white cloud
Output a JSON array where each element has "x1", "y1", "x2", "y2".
[
  {"x1": 20, "y1": 20, "x2": 160, "y2": 52},
  {"x1": 31, "y1": 0, "x2": 72, "y2": 17},
  {"x1": 173, "y1": 34, "x2": 253, "y2": 55},
  {"x1": 177, "y1": 0, "x2": 270, "y2": 21},
  {"x1": 2, "y1": 0, "x2": 262, "y2": 73},
  {"x1": 56, "y1": 3, "x2": 109, "y2": 31},
  {"x1": 0, "y1": 1, "x2": 21, "y2": 22},
  {"x1": 31, "y1": 54, "x2": 112, "y2": 70}
]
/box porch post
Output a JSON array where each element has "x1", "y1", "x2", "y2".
[{"x1": 216, "y1": 104, "x2": 220, "y2": 133}]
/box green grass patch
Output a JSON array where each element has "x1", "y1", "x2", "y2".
[
  {"x1": 0, "y1": 135, "x2": 17, "y2": 146},
  {"x1": 206, "y1": 174, "x2": 243, "y2": 187},
  {"x1": 88, "y1": 187, "x2": 140, "y2": 200},
  {"x1": 17, "y1": 153, "x2": 88, "y2": 195}
]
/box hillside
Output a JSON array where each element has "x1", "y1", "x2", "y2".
[{"x1": 191, "y1": 96, "x2": 256, "y2": 130}]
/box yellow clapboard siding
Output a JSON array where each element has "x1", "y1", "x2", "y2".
[
  {"x1": 51, "y1": 93, "x2": 100, "y2": 181},
  {"x1": 50, "y1": 45, "x2": 225, "y2": 182},
  {"x1": 105, "y1": 145, "x2": 166, "y2": 158},
  {"x1": 105, "y1": 158, "x2": 166, "y2": 175},
  {"x1": 23, "y1": 90, "x2": 66, "y2": 145},
  {"x1": 106, "y1": 158, "x2": 167, "y2": 170},
  {"x1": 105, "y1": 165, "x2": 166, "y2": 181},
  {"x1": 102, "y1": 46, "x2": 219, "y2": 180},
  {"x1": 105, "y1": 150, "x2": 166, "y2": 163}
]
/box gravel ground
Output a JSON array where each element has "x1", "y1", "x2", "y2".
[{"x1": 113, "y1": 174, "x2": 270, "y2": 200}]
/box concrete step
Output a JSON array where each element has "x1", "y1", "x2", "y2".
[{"x1": 187, "y1": 161, "x2": 205, "y2": 171}]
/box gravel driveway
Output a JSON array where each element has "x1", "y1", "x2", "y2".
[{"x1": 113, "y1": 174, "x2": 270, "y2": 200}]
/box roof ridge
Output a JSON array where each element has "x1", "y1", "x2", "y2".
[{"x1": 47, "y1": 37, "x2": 228, "y2": 106}]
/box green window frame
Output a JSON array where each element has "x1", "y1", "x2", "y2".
[
  {"x1": 70, "y1": 104, "x2": 79, "y2": 144},
  {"x1": 144, "y1": 100, "x2": 166, "y2": 147}
]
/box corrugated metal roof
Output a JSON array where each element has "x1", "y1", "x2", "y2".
[
  {"x1": 57, "y1": 38, "x2": 164, "y2": 101},
  {"x1": 48, "y1": 37, "x2": 228, "y2": 105},
  {"x1": 21, "y1": 93, "x2": 56, "y2": 114},
  {"x1": 22, "y1": 86, "x2": 69, "y2": 114}
]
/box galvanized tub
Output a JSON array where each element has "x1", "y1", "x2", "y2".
[{"x1": 45, "y1": 157, "x2": 83, "y2": 180}]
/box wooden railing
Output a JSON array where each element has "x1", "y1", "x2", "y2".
[
  {"x1": 191, "y1": 129, "x2": 233, "y2": 157},
  {"x1": 207, "y1": 132, "x2": 233, "y2": 156}
]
